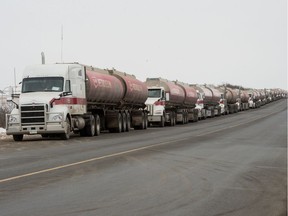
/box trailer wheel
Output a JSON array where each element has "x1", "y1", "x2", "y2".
[
  {"x1": 115, "y1": 113, "x2": 123, "y2": 133},
  {"x1": 13, "y1": 135, "x2": 23, "y2": 141},
  {"x1": 144, "y1": 112, "x2": 148, "y2": 129},
  {"x1": 126, "y1": 112, "x2": 131, "y2": 132},
  {"x1": 60, "y1": 117, "x2": 71, "y2": 140},
  {"x1": 122, "y1": 113, "x2": 127, "y2": 132},
  {"x1": 94, "y1": 114, "x2": 101, "y2": 136}
]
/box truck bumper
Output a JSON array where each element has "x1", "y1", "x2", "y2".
[
  {"x1": 147, "y1": 115, "x2": 162, "y2": 123},
  {"x1": 6, "y1": 123, "x2": 66, "y2": 135}
]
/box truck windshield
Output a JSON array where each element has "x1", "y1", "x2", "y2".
[
  {"x1": 148, "y1": 89, "x2": 161, "y2": 98},
  {"x1": 22, "y1": 77, "x2": 64, "y2": 93}
]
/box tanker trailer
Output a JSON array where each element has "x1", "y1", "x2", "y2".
[
  {"x1": 6, "y1": 63, "x2": 148, "y2": 141},
  {"x1": 197, "y1": 85, "x2": 222, "y2": 117},
  {"x1": 145, "y1": 78, "x2": 197, "y2": 127},
  {"x1": 175, "y1": 81, "x2": 199, "y2": 123}
]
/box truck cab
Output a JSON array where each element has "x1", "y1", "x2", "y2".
[
  {"x1": 6, "y1": 63, "x2": 86, "y2": 141},
  {"x1": 145, "y1": 87, "x2": 168, "y2": 126}
]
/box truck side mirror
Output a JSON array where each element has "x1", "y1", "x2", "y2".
[
  {"x1": 7, "y1": 98, "x2": 19, "y2": 109},
  {"x1": 165, "y1": 93, "x2": 170, "y2": 101}
]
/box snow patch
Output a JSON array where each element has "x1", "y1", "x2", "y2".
[
  {"x1": 0, "y1": 127, "x2": 6, "y2": 133},
  {"x1": 0, "y1": 127, "x2": 8, "y2": 140}
]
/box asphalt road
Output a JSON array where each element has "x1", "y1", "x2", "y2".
[{"x1": 0, "y1": 100, "x2": 287, "y2": 216}]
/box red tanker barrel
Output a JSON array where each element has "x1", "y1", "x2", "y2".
[
  {"x1": 253, "y1": 90, "x2": 260, "y2": 100},
  {"x1": 86, "y1": 69, "x2": 124, "y2": 104},
  {"x1": 240, "y1": 90, "x2": 249, "y2": 103},
  {"x1": 209, "y1": 87, "x2": 222, "y2": 103},
  {"x1": 259, "y1": 90, "x2": 265, "y2": 100},
  {"x1": 199, "y1": 86, "x2": 221, "y2": 104},
  {"x1": 146, "y1": 78, "x2": 185, "y2": 105},
  {"x1": 226, "y1": 88, "x2": 238, "y2": 104},
  {"x1": 109, "y1": 69, "x2": 148, "y2": 105},
  {"x1": 198, "y1": 86, "x2": 212, "y2": 104},
  {"x1": 175, "y1": 81, "x2": 198, "y2": 105}
]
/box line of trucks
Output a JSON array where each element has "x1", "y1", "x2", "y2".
[{"x1": 5, "y1": 63, "x2": 287, "y2": 141}]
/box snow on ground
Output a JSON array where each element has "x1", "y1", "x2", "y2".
[
  {"x1": 0, "y1": 127, "x2": 6, "y2": 133},
  {"x1": 0, "y1": 127, "x2": 8, "y2": 140}
]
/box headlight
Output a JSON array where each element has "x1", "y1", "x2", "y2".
[
  {"x1": 9, "y1": 116, "x2": 18, "y2": 123},
  {"x1": 52, "y1": 114, "x2": 63, "y2": 121}
]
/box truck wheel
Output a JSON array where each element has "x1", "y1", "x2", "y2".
[
  {"x1": 95, "y1": 114, "x2": 101, "y2": 136},
  {"x1": 86, "y1": 115, "x2": 95, "y2": 137},
  {"x1": 126, "y1": 112, "x2": 131, "y2": 132},
  {"x1": 61, "y1": 117, "x2": 71, "y2": 140},
  {"x1": 160, "y1": 115, "x2": 165, "y2": 127},
  {"x1": 122, "y1": 113, "x2": 127, "y2": 132},
  {"x1": 13, "y1": 135, "x2": 23, "y2": 141},
  {"x1": 144, "y1": 113, "x2": 148, "y2": 129},
  {"x1": 115, "y1": 113, "x2": 123, "y2": 133},
  {"x1": 168, "y1": 112, "x2": 173, "y2": 126}
]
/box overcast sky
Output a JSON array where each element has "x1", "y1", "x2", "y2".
[{"x1": 0, "y1": 0, "x2": 287, "y2": 91}]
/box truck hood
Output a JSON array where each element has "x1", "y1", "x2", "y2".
[
  {"x1": 145, "y1": 97, "x2": 160, "y2": 105},
  {"x1": 19, "y1": 92, "x2": 60, "y2": 105}
]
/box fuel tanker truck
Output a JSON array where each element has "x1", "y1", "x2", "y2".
[
  {"x1": 145, "y1": 78, "x2": 199, "y2": 127},
  {"x1": 194, "y1": 85, "x2": 223, "y2": 117},
  {"x1": 6, "y1": 63, "x2": 148, "y2": 141}
]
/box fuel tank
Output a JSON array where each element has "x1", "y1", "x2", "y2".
[
  {"x1": 86, "y1": 67, "x2": 148, "y2": 107},
  {"x1": 225, "y1": 88, "x2": 239, "y2": 104},
  {"x1": 198, "y1": 85, "x2": 222, "y2": 104},
  {"x1": 240, "y1": 90, "x2": 249, "y2": 103},
  {"x1": 145, "y1": 78, "x2": 185, "y2": 105},
  {"x1": 174, "y1": 81, "x2": 198, "y2": 105}
]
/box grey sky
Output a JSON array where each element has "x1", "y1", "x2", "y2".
[{"x1": 0, "y1": 0, "x2": 287, "y2": 91}]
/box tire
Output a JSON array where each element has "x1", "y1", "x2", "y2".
[
  {"x1": 122, "y1": 113, "x2": 127, "y2": 132},
  {"x1": 94, "y1": 114, "x2": 101, "y2": 136},
  {"x1": 115, "y1": 113, "x2": 122, "y2": 133},
  {"x1": 144, "y1": 113, "x2": 148, "y2": 129},
  {"x1": 86, "y1": 115, "x2": 95, "y2": 137},
  {"x1": 134, "y1": 112, "x2": 145, "y2": 130},
  {"x1": 60, "y1": 117, "x2": 71, "y2": 140},
  {"x1": 160, "y1": 115, "x2": 165, "y2": 127},
  {"x1": 169, "y1": 112, "x2": 174, "y2": 126},
  {"x1": 13, "y1": 134, "x2": 23, "y2": 141},
  {"x1": 126, "y1": 112, "x2": 131, "y2": 132}
]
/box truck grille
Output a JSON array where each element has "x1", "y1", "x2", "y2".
[{"x1": 21, "y1": 105, "x2": 46, "y2": 126}]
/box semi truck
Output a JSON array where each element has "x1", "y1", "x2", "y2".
[
  {"x1": 6, "y1": 63, "x2": 148, "y2": 141},
  {"x1": 145, "y1": 78, "x2": 199, "y2": 127}
]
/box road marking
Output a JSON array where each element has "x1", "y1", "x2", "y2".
[
  {"x1": 0, "y1": 105, "x2": 285, "y2": 184},
  {"x1": 0, "y1": 138, "x2": 189, "y2": 184}
]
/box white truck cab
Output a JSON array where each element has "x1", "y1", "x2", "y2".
[
  {"x1": 145, "y1": 86, "x2": 168, "y2": 126},
  {"x1": 6, "y1": 63, "x2": 86, "y2": 141}
]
